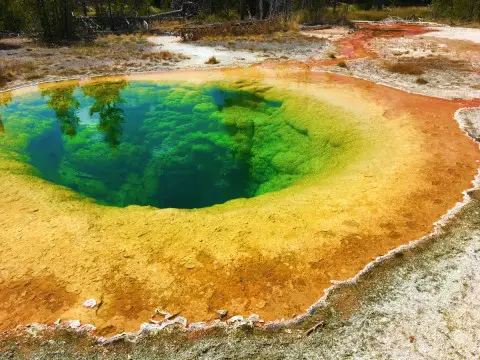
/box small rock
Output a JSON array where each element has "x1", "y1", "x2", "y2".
[
  {"x1": 227, "y1": 315, "x2": 246, "y2": 325},
  {"x1": 83, "y1": 298, "x2": 97, "y2": 308},
  {"x1": 154, "y1": 309, "x2": 170, "y2": 317},
  {"x1": 188, "y1": 322, "x2": 206, "y2": 331},
  {"x1": 77, "y1": 324, "x2": 96, "y2": 333},
  {"x1": 99, "y1": 333, "x2": 127, "y2": 345},
  {"x1": 66, "y1": 320, "x2": 81, "y2": 329},
  {"x1": 140, "y1": 323, "x2": 161, "y2": 333},
  {"x1": 216, "y1": 309, "x2": 228, "y2": 318},
  {"x1": 26, "y1": 323, "x2": 46, "y2": 336},
  {"x1": 247, "y1": 314, "x2": 262, "y2": 323},
  {"x1": 174, "y1": 316, "x2": 188, "y2": 327}
]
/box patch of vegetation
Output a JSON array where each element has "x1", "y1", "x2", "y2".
[
  {"x1": 432, "y1": 0, "x2": 480, "y2": 23},
  {"x1": 199, "y1": 31, "x2": 325, "y2": 47},
  {"x1": 416, "y1": 77, "x2": 429, "y2": 85},
  {"x1": 0, "y1": 67, "x2": 14, "y2": 88},
  {"x1": 0, "y1": 41, "x2": 22, "y2": 50},
  {"x1": 384, "y1": 56, "x2": 471, "y2": 77},
  {"x1": 0, "y1": 34, "x2": 189, "y2": 88},
  {"x1": 346, "y1": 6, "x2": 430, "y2": 21},
  {"x1": 205, "y1": 56, "x2": 220, "y2": 65},
  {"x1": 384, "y1": 62, "x2": 424, "y2": 76},
  {"x1": 180, "y1": 19, "x2": 286, "y2": 41},
  {"x1": 337, "y1": 61, "x2": 348, "y2": 69},
  {"x1": 0, "y1": 61, "x2": 37, "y2": 88}
]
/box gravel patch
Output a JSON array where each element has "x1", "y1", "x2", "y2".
[{"x1": 425, "y1": 26, "x2": 480, "y2": 44}]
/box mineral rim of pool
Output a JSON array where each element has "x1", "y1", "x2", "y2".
[{"x1": 0, "y1": 68, "x2": 478, "y2": 335}]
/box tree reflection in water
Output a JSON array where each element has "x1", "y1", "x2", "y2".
[
  {"x1": 82, "y1": 80, "x2": 128, "y2": 147},
  {"x1": 0, "y1": 92, "x2": 12, "y2": 134},
  {"x1": 40, "y1": 82, "x2": 80, "y2": 137}
]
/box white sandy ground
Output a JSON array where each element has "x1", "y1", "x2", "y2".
[
  {"x1": 300, "y1": 28, "x2": 351, "y2": 41},
  {"x1": 148, "y1": 36, "x2": 268, "y2": 68},
  {"x1": 425, "y1": 26, "x2": 480, "y2": 44},
  {"x1": 325, "y1": 29, "x2": 480, "y2": 100},
  {"x1": 330, "y1": 57, "x2": 480, "y2": 100}
]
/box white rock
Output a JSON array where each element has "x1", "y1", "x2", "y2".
[
  {"x1": 140, "y1": 322, "x2": 161, "y2": 333},
  {"x1": 77, "y1": 324, "x2": 96, "y2": 333},
  {"x1": 216, "y1": 309, "x2": 228, "y2": 317},
  {"x1": 66, "y1": 320, "x2": 81, "y2": 329},
  {"x1": 174, "y1": 316, "x2": 188, "y2": 328},
  {"x1": 82, "y1": 298, "x2": 97, "y2": 308},
  {"x1": 227, "y1": 315, "x2": 247, "y2": 325},
  {"x1": 247, "y1": 314, "x2": 261, "y2": 323},
  {"x1": 188, "y1": 322, "x2": 207, "y2": 330}
]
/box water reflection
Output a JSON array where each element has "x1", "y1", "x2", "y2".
[
  {"x1": 40, "y1": 82, "x2": 80, "y2": 137},
  {"x1": 0, "y1": 81, "x2": 319, "y2": 209},
  {"x1": 82, "y1": 80, "x2": 128, "y2": 147},
  {"x1": 0, "y1": 92, "x2": 12, "y2": 134}
]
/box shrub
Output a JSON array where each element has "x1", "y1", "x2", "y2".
[
  {"x1": 0, "y1": 61, "x2": 37, "y2": 88},
  {"x1": 416, "y1": 77, "x2": 429, "y2": 85},
  {"x1": 384, "y1": 56, "x2": 470, "y2": 77},
  {"x1": 384, "y1": 62, "x2": 424, "y2": 76},
  {"x1": 205, "y1": 56, "x2": 220, "y2": 65}
]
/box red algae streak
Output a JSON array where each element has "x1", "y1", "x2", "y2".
[{"x1": 337, "y1": 24, "x2": 432, "y2": 59}]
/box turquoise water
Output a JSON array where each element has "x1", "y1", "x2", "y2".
[{"x1": 0, "y1": 80, "x2": 316, "y2": 209}]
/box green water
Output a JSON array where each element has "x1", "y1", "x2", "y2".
[{"x1": 0, "y1": 80, "x2": 331, "y2": 209}]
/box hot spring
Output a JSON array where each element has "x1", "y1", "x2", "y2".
[
  {"x1": 0, "y1": 79, "x2": 341, "y2": 209},
  {"x1": 0, "y1": 70, "x2": 477, "y2": 334}
]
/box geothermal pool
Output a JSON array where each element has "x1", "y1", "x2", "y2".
[
  {"x1": 0, "y1": 80, "x2": 338, "y2": 209},
  {"x1": 0, "y1": 69, "x2": 478, "y2": 335}
]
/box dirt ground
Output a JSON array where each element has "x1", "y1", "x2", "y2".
[{"x1": 0, "y1": 22, "x2": 480, "y2": 359}]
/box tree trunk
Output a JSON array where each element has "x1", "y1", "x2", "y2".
[
  {"x1": 239, "y1": 0, "x2": 245, "y2": 20},
  {"x1": 63, "y1": 0, "x2": 74, "y2": 39},
  {"x1": 107, "y1": 0, "x2": 114, "y2": 30},
  {"x1": 258, "y1": 0, "x2": 263, "y2": 19},
  {"x1": 82, "y1": 0, "x2": 87, "y2": 16},
  {"x1": 268, "y1": 0, "x2": 275, "y2": 17},
  {"x1": 37, "y1": 0, "x2": 52, "y2": 40}
]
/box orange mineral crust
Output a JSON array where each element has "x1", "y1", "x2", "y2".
[{"x1": 0, "y1": 68, "x2": 478, "y2": 335}]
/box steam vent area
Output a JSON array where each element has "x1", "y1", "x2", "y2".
[{"x1": 0, "y1": 66, "x2": 477, "y2": 338}]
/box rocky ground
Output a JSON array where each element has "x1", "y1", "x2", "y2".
[
  {"x1": 0, "y1": 34, "x2": 190, "y2": 90},
  {"x1": 1, "y1": 23, "x2": 480, "y2": 359},
  {"x1": 0, "y1": 31, "x2": 331, "y2": 90},
  {"x1": 313, "y1": 25, "x2": 479, "y2": 100}
]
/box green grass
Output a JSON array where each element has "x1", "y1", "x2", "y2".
[{"x1": 346, "y1": 6, "x2": 431, "y2": 22}]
